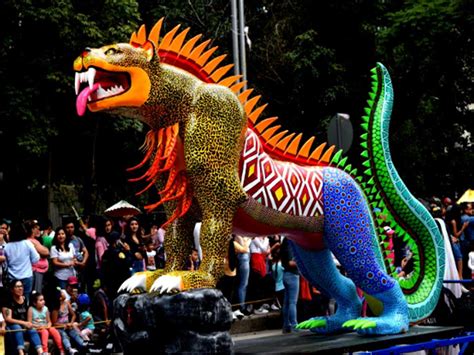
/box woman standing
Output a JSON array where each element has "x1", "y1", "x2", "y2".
[
  {"x1": 122, "y1": 218, "x2": 145, "y2": 274},
  {"x1": 447, "y1": 205, "x2": 469, "y2": 279},
  {"x1": 2, "y1": 280, "x2": 42, "y2": 355},
  {"x1": 50, "y1": 227, "x2": 76, "y2": 289},
  {"x1": 233, "y1": 235, "x2": 252, "y2": 318},
  {"x1": 280, "y1": 237, "x2": 300, "y2": 334},
  {"x1": 25, "y1": 220, "x2": 49, "y2": 294}
]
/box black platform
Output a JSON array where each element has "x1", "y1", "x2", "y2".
[{"x1": 233, "y1": 325, "x2": 464, "y2": 354}]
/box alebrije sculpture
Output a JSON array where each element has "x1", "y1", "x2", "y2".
[{"x1": 73, "y1": 19, "x2": 444, "y2": 335}]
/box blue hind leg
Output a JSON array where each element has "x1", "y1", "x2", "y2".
[
  {"x1": 321, "y1": 167, "x2": 408, "y2": 335},
  {"x1": 291, "y1": 244, "x2": 362, "y2": 334}
]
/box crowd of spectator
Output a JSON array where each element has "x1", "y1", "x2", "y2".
[
  {"x1": 0, "y1": 214, "x2": 165, "y2": 354},
  {"x1": 428, "y1": 198, "x2": 474, "y2": 289},
  {"x1": 0, "y1": 196, "x2": 471, "y2": 352}
]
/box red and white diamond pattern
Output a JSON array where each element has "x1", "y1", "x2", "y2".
[{"x1": 239, "y1": 129, "x2": 324, "y2": 217}]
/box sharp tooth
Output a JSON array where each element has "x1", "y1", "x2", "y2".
[
  {"x1": 87, "y1": 68, "x2": 96, "y2": 90},
  {"x1": 80, "y1": 72, "x2": 84, "y2": 83},
  {"x1": 75, "y1": 73, "x2": 80, "y2": 95},
  {"x1": 97, "y1": 86, "x2": 107, "y2": 99}
]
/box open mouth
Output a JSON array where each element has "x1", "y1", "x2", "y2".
[{"x1": 75, "y1": 67, "x2": 131, "y2": 116}]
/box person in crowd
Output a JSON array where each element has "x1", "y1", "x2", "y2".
[
  {"x1": 2, "y1": 280, "x2": 43, "y2": 355},
  {"x1": 216, "y1": 238, "x2": 237, "y2": 315},
  {"x1": 233, "y1": 235, "x2": 251, "y2": 318},
  {"x1": 0, "y1": 219, "x2": 11, "y2": 242},
  {"x1": 91, "y1": 282, "x2": 111, "y2": 344},
  {"x1": 442, "y1": 197, "x2": 453, "y2": 214},
  {"x1": 64, "y1": 277, "x2": 80, "y2": 312},
  {"x1": 40, "y1": 219, "x2": 55, "y2": 249},
  {"x1": 149, "y1": 222, "x2": 165, "y2": 250},
  {"x1": 25, "y1": 220, "x2": 49, "y2": 294},
  {"x1": 51, "y1": 289, "x2": 83, "y2": 353},
  {"x1": 280, "y1": 237, "x2": 300, "y2": 334},
  {"x1": 249, "y1": 236, "x2": 270, "y2": 315},
  {"x1": 431, "y1": 204, "x2": 463, "y2": 297},
  {"x1": 28, "y1": 291, "x2": 65, "y2": 355},
  {"x1": 446, "y1": 204, "x2": 468, "y2": 279},
  {"x1": 64, "y1": 221, "x2": 89, "y2": 291},
  {"x1": 94, "y1": 220, "x2": 109, "y2": 279},
  {"x1": 51, "y1": 227, "x2": 76, "y2": 289},
  {"x1": 185, "y1": 248, "x2": 200, "y2": 271},
  {"x1": 104, "y1": 218, "x2": 119, "y2": 243},
  {"x1": 4, "y1": 222, "x2": 40, "y2": 299},
  {"x1": 76, "y1": 293, "x2": 95, "y2": 342},
  {"x1": 468, "y1": 242, "x2": 474, "y2": 283},
  {"x1": 0, "y1": 223, "x2": 8, "y2": 293},
  {"x1": 101, "y1": 232, "x2": 131, "y2": 297},
  {"x1": 270, "y1": 247, "x2": 284, "y2": 311},
  {"x1": 461, "y1": 203, "x2": 474, "y2": 244},
  {"x1": 145, "y1": 239, "x2": 158, "y2": 271},
  {"x1": 122, "y1": 217, "x2": 145, "y2": 274}
]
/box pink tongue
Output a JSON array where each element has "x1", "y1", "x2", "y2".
[{"x1": 76, "y1": 83, "x2": 100, "y2": 116}]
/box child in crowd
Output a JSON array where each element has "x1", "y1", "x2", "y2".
[
  {"x1": 185, "y1": 248, "x2": 200, "y2": 271},
  {"x1": 77, "y1": 294, "x2": 95, "y2": 342},
  {"x1": 145, "y1": 239, "x2": 157, "y2": 271},
  {"x1": 270, "y1": 248, "x2": 284, "y2": 311},
  {"x1": 28, "y1": 292, "x2": 65, "y2": 355},
  {"x1": 51, "y1": 290, "x2": 82, "y2": 353}
]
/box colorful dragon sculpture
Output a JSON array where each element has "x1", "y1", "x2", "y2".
[{"x1": 73, "y1": 19, "x2": 444, "y2": 335}]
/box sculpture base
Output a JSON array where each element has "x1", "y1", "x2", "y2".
[{"x1": 113, "y1": 288, "x2": 233, "y2": 354}]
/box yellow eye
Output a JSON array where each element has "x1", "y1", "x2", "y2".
[{"x1": 105, "y1": 48, "x2": 117, "y2": 56}]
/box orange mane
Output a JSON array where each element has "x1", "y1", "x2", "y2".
[{"x1": 128, "y1": 19, "x2": 336, "y2": 228}]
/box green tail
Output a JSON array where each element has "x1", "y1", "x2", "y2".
[{"x1": 356, "y1": 63, "x2": 444, "y2": 321}]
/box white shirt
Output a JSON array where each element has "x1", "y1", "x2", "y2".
[
  {"x1": 250, "y1": 237, "x2": 269, "y2": 254},
  {"x1": 50, "y1": 243, "x2": 76, "y2": 281}
]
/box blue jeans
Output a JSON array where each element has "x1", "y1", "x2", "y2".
[
  {"x1": 19, "y1": 276, "x2": 33, "y2": 301},
  {"x1": 283, "y1": 272, "x2": 299, "y2": 330},
  {"x1": 452, "y1": 241, "x2": 462, "y2": 261},
  {"x1": 56, "y1": 278, "x2": 68, "y2": 290},
  {"x1": 7, "y1": 324, "x2": 42, "y2": 351},
  {"x1": 58, "y1": 328, "x2": 84, "y2": 349},
  {"x1": 237, "y1": 253, "x2": 250, "y2": 311}
]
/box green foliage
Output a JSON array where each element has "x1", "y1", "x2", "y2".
[
  {"x1": 0, "y1": 0, "x2": 471, "y2": 219},
  {"x1": 376, "y1": 0, "x2": 473, "y2": 196}
]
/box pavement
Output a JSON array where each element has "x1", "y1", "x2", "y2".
[
  {"x1": 232, "y1": 325, "x2": 465, "y2": 354},
  {"x1": 231, "y1": 309, "x2": 282, "y2": 334}
]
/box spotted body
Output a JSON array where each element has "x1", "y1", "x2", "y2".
[{"x1": 73, "y1": 19, "x2": 444, "y2": 335}]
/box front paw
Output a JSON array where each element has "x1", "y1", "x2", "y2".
[
  {"x1": 150, "y1": 275, "x2": 184, "y2": 294},
  {"x1": 118, "y1": 272, "x2": 147, "y2": 293}
]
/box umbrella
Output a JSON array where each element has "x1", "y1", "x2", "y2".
[
  {"x1": 457, "y1": 189, "x2": 474, "y2": 204},
  {"x1": 104, "y1": 200, "x2": 141, "y2": 218}
]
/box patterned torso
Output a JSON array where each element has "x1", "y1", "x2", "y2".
[{"x1": 239, "y1": 128, "x2": 324, "y2": 217}]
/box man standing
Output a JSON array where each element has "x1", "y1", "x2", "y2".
[
  {"x1": 461, "y1": 203, "x2": 474, "y2": 242},
  {"x1": 65, "y1": 221, "x2": 89, "y2": 292}
]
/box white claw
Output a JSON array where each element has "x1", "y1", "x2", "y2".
[
  {"x1": 150, "y1": 275, "x2": 182, "y2": 294},
  {"x1": 118, "y1": 273, "x2": 146, "y2": 293}
]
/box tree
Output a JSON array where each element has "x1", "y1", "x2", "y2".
[
  {"x1": 0, "y1": 0, "x2": 142, "y2": 219},
  {"x1": 376, "y1": 0, "x2": 473, "y2": 197}
]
